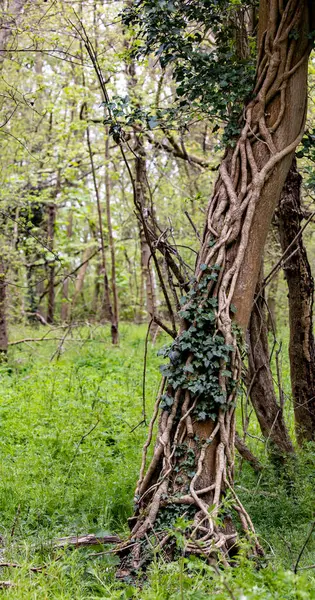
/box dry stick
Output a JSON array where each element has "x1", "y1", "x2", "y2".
[
  {"x1": 105, "y1": 131, "x2": 119, "y2": 332},
  {"x1": 74, "y1": 17, "x2": 178, "y2": 338},
  {"x1": 120, "y1": 142, "x2": 177, "y2": 337},
  {"x1": 86, "y1": 118, "x2": 116, "y2": 339},
  {"x1": 9, "y1": 337, "x2": 69, "y2": 346},
  {"x1": 0, "y1": 581, "x2": 14, "y2": 588},
  {"x1": 64, "y1": 418, "x2": 100, "y2": 485},
  {"x1": 54, "y1": 533, "x2": 121, "y2": 549},
  {"x1": 211, "y1": 562, "x2": 237, "y2": 600},
  {"x1": 10, "y1": 504, "x2": 21, "y2": 539},
  {"x1": 135, "y1": 377, "x2": 166, "y2": 497},
  {"x1": 142, "y1": 319, "x2": 153, "y2": 425},
  {"x1": 0, "y1": 559, "x2": 61, "y2": 574},
  {"x1": 184, "y1": 210, "x2": 201, "y2": 241},
  {"x1": 50, "y1": 323, "x2": 72, "y2": 361},
  {"x1": 262, "y1": 209, "x2": 315, "y2": 291},
  {"x1": 294, "y1": 519, "x2": 315, "y2": 573}
]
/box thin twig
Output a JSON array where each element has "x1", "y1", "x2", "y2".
[
  {"x1": 294, "y1": 519, "x2": 315, "y2": 573},
  {"x1": 142, "y1": 319, "x2": 153, "y2": 424},
  {"x1": 64, "y1": 418, "x2": 100, "y2": 485}
]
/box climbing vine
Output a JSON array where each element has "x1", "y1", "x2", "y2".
[
  {"x1": 159, "y1": 268, "x2": 236, "y2": 421},
  {"x1": 116, "y1": 0, "x2": 311, "y2": 577}
]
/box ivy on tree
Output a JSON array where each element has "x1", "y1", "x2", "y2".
[{"x1": 158, "y1": 267, "x2": 236, "y2": 421}]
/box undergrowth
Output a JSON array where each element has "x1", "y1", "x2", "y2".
[{"x1": 0, "y1": 323, "x2": 314, "y2": 598}]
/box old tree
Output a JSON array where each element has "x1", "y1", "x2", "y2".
[{"x1": 117, "y1": 0, "x2": 315, "y2": 572}]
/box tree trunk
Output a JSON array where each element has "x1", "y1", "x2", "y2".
[
  {"x1": 105, "y1": 132, "x2": 119, "y2": 343},
  {"x1": 267, "y1": 271, "x2": 278, "y2": 332},
  {"x1": 71, "y1": 245, "x2": 95, "y2": 316},
  {"x1": 277, "y1": 159, "x2": 315, "y2": 444},
  {"x1": 0, "y1": 259, "x2": 8, "y2": 356},
  {"x1": 0, "y1": 0, "x2": 28, "y2": 343},
  {"x1": 86, "y1": 121, "x2": 118, "y2": 344},
  {"x1": 247, "y1": 274, "x2": 294, "y2": 456},
  {"x1": 120, "y1": 0, "x2": 311, "y2": 573},
  {"x1": 92, "y1": 262, "x2": 101, "y2": 318},
  {"x1": 0, "y1": 0, "x2": 26, "y2": 66},
  {"x1": 134, "y1": 135, "x2": 159, "y2": 338},
  {"x1": 125, "y1": 47, "x2": 159, "y2": 337},
  {"x1": 46, "y1": 202, "x2": 56, "y2": 324},
  {"x1": 61, "y1": 212, "x2": 73, "y2": 322}
]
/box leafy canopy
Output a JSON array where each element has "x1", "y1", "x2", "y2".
[{"x1": 122, "y1": 0, "x2": 257, "y2": 138}]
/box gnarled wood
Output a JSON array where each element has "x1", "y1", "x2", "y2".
[
  {"x1": 248, "y1": 276, "x2": 294, "y2": 456},
  {"x1": 119, "y1": 0, "x2": 312, "y2": 574},
  {"x1": 277, "y1": 159, "x2": 315, "y2": 443}
]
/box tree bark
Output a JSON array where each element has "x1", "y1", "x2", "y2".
[
  {"x1": 135, "y1": 140, "x2": 158, "y2": 328},
  {"x1": 46, "y1": 202, "x2": 56, "y2": 324},
  {"x1": 120, "y1": 0, "x2": 311, "y2": 573},
  {"x1": 60, "y1": 212, "x2": 73, "y2": 323},
  {"x1": 0, "y1": 0, "x2": 26, "y2": 66},
  {"x1": 247, "y1": 275, "x2": 294, "y2": 456},
  {"x1": 277, "y1": 159, "x2": 315, "y2": 444},
  {"x1": 86, "y1": 121, "x2": 118, "y2": 344},
  {"x1": 0, "y1": 259, "x2": 8, "y2": 356},
  {"x1": 0, "y1": 0, "x2": 28, "y2": 343},
  {"x1": 71, "y1": 245, "x2": 95, "y2": 316},
  {"x1": 105, "y1": 132, "x2": 119, "y2": 343}
]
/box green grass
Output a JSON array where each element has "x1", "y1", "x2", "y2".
[{"x1": 0, "y1": 323, "x2": 314, "y2": 598}]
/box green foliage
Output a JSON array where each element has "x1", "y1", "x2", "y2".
[
  {"x1": 0, "y1": 324, "x2": 314, "y2": 597},
  {"x1": 296, "y1": 129, "x2": 315, "y2": 189},
  {"x1": 122, "y1": 0, "x2": 256, "y2": 140},
  {"x1": 158, "y1": 268, "x2": 235, "y2": 420}
]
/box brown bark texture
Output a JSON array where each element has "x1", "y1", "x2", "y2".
[
  {"x1": 118, "y1": 0, "x2": 312, "y2": 574},
  {"x1": 247, "y1": 278, "x2": 294, "y2": 455},
  {"x1": 46, "y1": 202, "x2": 56, "y2": 324},
  {"x1": 86, "y1": 121, "x2": 118, "y2": 344},
  {"x1": 126, "y1": 51, "x2": 159, "y2": 336},
  {"x1": 105, "y1": 133, "x2": 119, "y2": 336},
  {"x1": 277, "y1": 159, "x2": 315, "y2": 444},
  {"x1": 134, "y1": 136, "x2": 158, "y2": 335},
  {"x1": 0, "y1": 260, "x2": 8, "y2": 354},
  {"x1": 0, "y1": 0, "x2": 28, "y2": 346},
  {"x1": 0, "y1": 1, "x2": 26, "y2": 66},
  {"x1": 60, "y1": 213, "x2": 73, "y2": 322}
]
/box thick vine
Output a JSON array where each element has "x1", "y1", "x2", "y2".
[{"x1": 117, "y1": 0, "x2": 312, "y2": 576}]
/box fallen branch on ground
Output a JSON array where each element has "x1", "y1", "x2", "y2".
[
  {"x1": 0, "y1": 562, "x2": 47, "y2": 573},
  {"x1": 0, "y1": 580, "x2": 14, "y2": 588},
  {"x1": 53, "y1": 534, "x2": 121, "y2": 548}
]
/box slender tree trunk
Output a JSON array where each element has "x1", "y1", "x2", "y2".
[
  {"x1": 134, "y1": 135, "x2": 159, "y2": 338},
  {"x1": 0, "y1": 0, "x2": 28, "y2": 342},
  {"x1": 136, "y1": 237, "x2": 145, "y2": 324},
  {"x1": 277, "y1": 159, "x2": 315, "y2": 444},
  {"x1": 46, "y1": 202, "x2": 56, "y2": 324},
  {"x1": 71, "y1": 245, "x2": 95, "y2": 315},
  {"x1": 92, "y1": 262, "x2": 101, "y2": 318},
  {"x1": 125, "y1": 48, "x2": 159, "y2": 336},
  {"x1": 105, "y1": 132, "x2": 119, "y2": 343},
  {"x1": 0, "y1": 0, "x2": 27, "y2": 66},
  {"x1": 267, "y1": 271, "x2": 278, "y2": 332},
  {"x1": 120, "y1": 0, "x2": 311, "y2": 573},
  {"x1": 247, "y1": 274, "x2": 294, "y2": 456},
  {"x1": 86, "y1": 122, "x2": 118, "y2": 344},
  {"x1": 0, "y1": 259, "x2": 8, "y2": 356},
  {"x1": 61, "y1": 212, "x2": 73, "y2": 322}
]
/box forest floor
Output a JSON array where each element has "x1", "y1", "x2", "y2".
[{"x1": 0, "y1": 323, "x2": 315, "y2": 598}]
